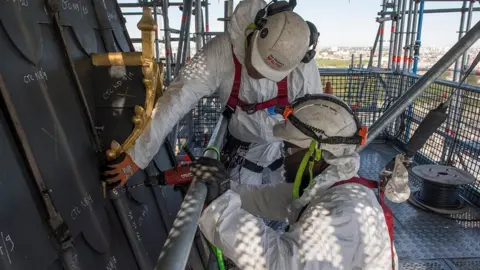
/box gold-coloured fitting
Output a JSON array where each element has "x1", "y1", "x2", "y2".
[{"x1": 92, "y1": 7, "x2": 163, "y2": 161}]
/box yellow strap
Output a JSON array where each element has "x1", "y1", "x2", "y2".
[
  {"x1": 293, "y1": 141, "x2": 319, "y2": 199},
  {"x1": 203, "y1": 146, "x2": 221, "y2": 160}
]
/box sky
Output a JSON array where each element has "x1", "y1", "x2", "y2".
[{"x1": 120, "y1": 0, "x2": 480, "y2": 48}]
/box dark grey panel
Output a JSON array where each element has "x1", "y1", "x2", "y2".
[
  {"x1": 56, "y1": 0, "x2": 99, "y2": 55},
  {"x1": 0, "y1": 109, "x2": 57, "y2": 269},
  {"x1": 73, "y1": 203, "x2": 139, "y2": 270},
  {"x1": 0, "y1": 22, "x2": 103, "y2": 236},
  {"x1": 0, "y1": 0, "x2": 50, "y2": 65},
  {"x1": 93, "y1": 0, "x2": 129, "y2": 52}
]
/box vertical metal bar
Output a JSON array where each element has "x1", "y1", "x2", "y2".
[
  {"x1": 460, "y1": 0, "x2": 473, "y2": 77},
  {"x1": 412, "y1": 0, "x2": 425, "y2": 73},
  {"x1": 359, "y1": 19, "x2": 480, "y2": 150},
  {"x1": 392, "y1": 0, "x2": 401, "y2": 70},
  {"x1": 388, "y1": 0, "x2": 398, "y2": 69},
  {"x1": 155, "y1": 116, "x2": 229, "y2": 270},
  {"x1": 174, "y1": 0, "x2": 189, "y2": 76},
  {"x1": 223, "y1": 1, "x2": 228, "y2": 32},
  {"x1": 378, "y1": 0, "x2": 387, "y2": 68},
  {"x1": 162, "y1": 0, "x2": 173, "y2": 84},
  {"x1": 453, "y1": 0, "x2": 468, "y2": 82},
  {"x1": 195, "y1": 0, "x2": 203, "y2": 51},
  {"x1": 402, "y1": 0, "x2": 414, "y2": 72},
  {"x1": 200, "y1": 6, "x2": 206, "y2": 46},
  {"x1": 204, "y1": 0, "x2": 210, "y2": 42},
  {"x1": 181, "y1": 0, "x2": 193, "y2": 64},
  {"x1": 153, "y1": 3, "x2": 160, "y2": 62},
  {"x1": 359, "y1": 54, "x2": 363, "y2": 69},
  {"x1": 407, "y1": 0, "x2": 419, "y2": 71},
  {"x1": 395, "y1": 0, "x2": 407, "y2": 71}
]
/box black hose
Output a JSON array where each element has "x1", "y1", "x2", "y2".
[{"x1": 419, "y1": 180, "x2": 462, "y2": 209}]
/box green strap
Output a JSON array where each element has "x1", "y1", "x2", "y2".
[
  {"x1": 292, "y1": 141, "x2": 322, "y2": 200},
  {"x1": 211, "y1": 245, "x2": 225, "y2": 270},
  {"x1": 203, "y1": 146, "x2": 225, "y2": 270},
  {"x1": 203, "y1": 146, "x2": 221, "y2": 160}
]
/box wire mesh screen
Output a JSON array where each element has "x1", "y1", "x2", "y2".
[
  {"x1": 191, "y1": 95, "x2": 223, "y2": 148},
  {"x1": 174, "y1": 69, "x2": 480, "y2": 205},
  {"x1": 397, "y1": 74, "x2": 480, "y2": 205},
  {"x1": 321, "y1": 70, "x2": 401, "y2": 137}
]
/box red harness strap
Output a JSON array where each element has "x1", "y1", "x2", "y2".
[
  {"x1": 332, "y1": 177, "x2": 395, "y2": 270},
  {"x1": 226, "y1": 51, "x2": 289, "y2": 114}
]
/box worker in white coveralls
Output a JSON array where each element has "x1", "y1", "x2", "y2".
[
  {"x1": 103, "y1": 0, "x2": 322, "y2": 189},
  {"x1": 191, "y1": 94, "x2": 400, "y2": 269}
]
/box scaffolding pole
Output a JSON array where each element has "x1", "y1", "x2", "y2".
[
  {"x1": 395, "y1": 0, "x2": 407, "y2": 70},
  {"x1": 402, "y1": 0, "x2": 414, "y2": 71},
  {"x1": 388, "y1": 0, "x2": 398, "y2": 69},
  {"x1": 407, "y1": 0, "x2": 419, "y2": 71},
  {"x1": 453, "y1": 0, "x2": 468, "y2": 82},
  {"x1": 162, "y1": 0, "x2": 173, "y2": 84},
  {"x1": 412, "y1": 0, "x2": 425, "y2": 73},
  {"x1": 204, "y1": 0, "x2": 210, "y2": 42},
  {"x1": 378, "y1": 0, "x2": 387, "y2": 68},
  {"x1": 154, "y1": 116, "x2": 229, "y2": 270}
]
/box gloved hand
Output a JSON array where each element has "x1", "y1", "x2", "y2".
[
  {"x1": 191, "y1": 157, "x2": 229, "y2": 205},
  {"x1": 102, "y1": 152, "x2": 140, "y2": 188}
]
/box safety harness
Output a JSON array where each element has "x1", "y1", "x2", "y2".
[
  {"x1": 332, "y1": 177, "x2": 396, "y2": 270},
  {"x1": 291, "y1": 173, "x2": 395, "y2": 270},
  {"x1": 279, "y1": 94, "x2": 395, "y2": 269},
  {"x1": 221, "y1": 50, "x2": 289, "y2": 174},
  {"x1": 224, "y1": 51, "x2": 289, "y2": 115}
]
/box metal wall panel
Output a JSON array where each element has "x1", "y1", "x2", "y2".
[
  {"x1": 0, "y1": 0, "x2": 206, "y2": 269},
  {"x1": 0, "y1": 109, "x2": 58, "y2": 270}
]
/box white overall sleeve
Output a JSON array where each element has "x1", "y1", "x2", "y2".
[
  {"x1": 127, "y1": 35, "x2": 231, "y2": 169},
  {"x1": 232, "y1": 183, "x2": 293, "y2": 221},
  {"x1": 198, "y1": 189, "x2": 363, "y2": 270}
]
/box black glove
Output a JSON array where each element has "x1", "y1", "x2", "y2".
[{"x1": 191, "y1": 157, "x2": 229, "y2": 205}]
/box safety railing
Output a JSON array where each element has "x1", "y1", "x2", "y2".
[
  {"x1": 177, "y1": 68, "x2": 480, "y2": 206},
  {"x1": 320, "y1": 68, "x2": 480, "y2": 206}
]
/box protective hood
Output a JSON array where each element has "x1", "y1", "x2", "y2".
[
  {"x1": 290, "y1": 150, "x2": 361, "y2": 210},
  {"x1": 228, "y1": 0, "x2": 267, "y2": 65}
]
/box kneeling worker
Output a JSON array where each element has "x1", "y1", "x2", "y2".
[{"x1": 192, "y1": 94, "x2": 398, "y2": 270}]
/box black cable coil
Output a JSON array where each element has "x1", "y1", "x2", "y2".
[{"x1": 418, "y1": 180, "x2": 462, "y2": 210}]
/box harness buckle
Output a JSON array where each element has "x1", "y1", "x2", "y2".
[{"x1": 242, "y1": 103, "x2": 257, "y2": 114}]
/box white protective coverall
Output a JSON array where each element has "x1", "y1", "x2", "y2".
[
  {"x1": 126, "y1": 0, "x2": 322, "y2": 187},
  {"x1": 199, "y1": 150, "x2": 399, "y2": 270}
]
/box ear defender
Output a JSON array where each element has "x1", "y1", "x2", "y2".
[{"x1": 301, "y1": 21, "x2": 319, "y2": 63}]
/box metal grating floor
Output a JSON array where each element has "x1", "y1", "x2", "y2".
[{"x1": 359, "y1": 143, "x2": 480, "y2": 270}]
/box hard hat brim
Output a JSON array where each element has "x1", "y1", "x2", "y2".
[
  {"x1": 250, "y1": 31, "x2": 293, "y2": 82},
  {"x1": 273, "y1": 121, "x2": 312, "y2": 149}
]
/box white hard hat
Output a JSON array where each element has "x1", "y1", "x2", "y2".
[
  {"x1": 250, "y1": 11, "x2": 311, "y2": 82},
  {"x1": 273, "y1": 94, "x2": 363, "y2": 157}
]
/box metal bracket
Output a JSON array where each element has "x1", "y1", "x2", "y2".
[{"x1": 91, "y1": 8, "x2": 165, "y2": 161}]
